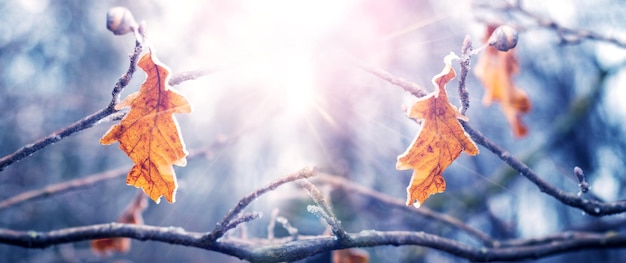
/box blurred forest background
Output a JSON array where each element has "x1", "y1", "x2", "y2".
[{"x1": 2, "y1": 0, "x2": 626, "y2": 262}]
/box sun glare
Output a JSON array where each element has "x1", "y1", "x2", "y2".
[
  {"x1": 242, "y1": 0, "x2": 353, "y2": 40},
  {"x1": 281, "y1": 53, "x2": 316, "y2": 116},
  {"x1": 235, "y1": 0, "x2": 353, "y2": 117}
]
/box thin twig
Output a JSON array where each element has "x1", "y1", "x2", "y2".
[
  {"x1": 0, "y1": 110, "x2": 114, "y2": 172},
  {"x1": 574, "y1": 166, "x2": 589, "y2": 195},
  {"x1": 203, "y1": 167, "x2": 317, "y2": 242},
  {"x1": 0, "y1": 43, "x2": 220, "y2": 173},
  {"x1": 0, "y1": 167, "x2": 129, "y2": 210},
  {"x1": 313, "y1": 173, "x2": 495, "y2": 246},
  {"x1": 0, "y1": 134, "x2": 239, "y2": 210},
  {"x1": 109, "y1": 41, "x2": 143, "y2": 108},
  {"x1": 356, "y1": 63, "x2": 428, "y2": 98},
  {"x1": 476, "y1": 2, "x2": 626, "y2": 48},
  {"x1": 307, "y1": 205, "x2": 334, "y2": 228},
  {"x1": 0, "y1": 42, "x2": 142, "y2": 172},
  {"x1": 298, "y1": 179, "x2": 348, "y2": 241},
  {"x1": 169, "y1": 69, "x2": 214, "y2": 86},
  {"x1": 276, "y1": 216, "x2": 299, "y2": 241},
  {"x1": 458, "y1": 35, "x2": 473, "y2": 115},
  {"x1": 223, "y1": 212, "x2": 262, "y2": 236},
  {"x1": 462, "y1": 121, "x2": 626, "y2": 216},
  {"x1": 357, "y1": 49, "x2": 626, "y2": 217},
  {"x1": 267, "y1": 208, "x2": 279, "y2": 241}
]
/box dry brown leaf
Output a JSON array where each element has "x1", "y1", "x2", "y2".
[
  {"x1": 396, "y1": 54, "x2": 479, "y2": 207},
  {"x1": 91, "y1": 192, "x2": 148, "y2": 256},
  {"x1": 101, "y1": 51, "x2": 191, "y2": 203},
  {"x1": 332, "y1": 248, "x2": 370, "y2": 263},
  {"x1": 474, "y1": 24, "x2": 531, "y2": 137}
]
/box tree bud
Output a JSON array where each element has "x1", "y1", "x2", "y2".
[
  {"x1": 488, "y1": 25, "x2": 519, "y2": 52},
  {"x1": 106, "y1": 7, "x2": 138, "y2": 36}
]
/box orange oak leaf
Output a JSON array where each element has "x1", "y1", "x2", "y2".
[
  {"x1": 91, "y1": 192, "x2": 148, "y2": 256},
  {"x1": 474, "y1": 25, "x2": 531, "y2": 137},
  {"x1": 332, "y1": 248, "x2": 370, "y2": 263},
  {"x1": 396, "y1": 54, "x2": 479, "y2": 208},
  {"x1": 101, "y1": 51, "x2": 191, "y2": 203}
]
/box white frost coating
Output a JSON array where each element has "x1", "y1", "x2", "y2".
[
  {"x1": 443, "y1": 52, "x2": 460, "y2": 66},
  {"x1": 358, "y1": 229, "x2": 378, "y2": 235}
]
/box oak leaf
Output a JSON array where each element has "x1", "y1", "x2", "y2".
[
  {"x1": 332, "y1": 248, "x2": 370, "y2": 263},
  {"x1": 101, "y1": 51, "x2": 191, "y2": 203},
  {"x1": 91, "y1": 192, "x2": 148, "y2": 255},
  {"x1": 474, "y1": 25, "x2": 531, "y2": 137},
  {"x1": 396, "y1": 54, "x2": 479, "y2": 207}
]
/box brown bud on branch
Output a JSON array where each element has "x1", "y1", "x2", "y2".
[
  {"x1": 488, "y1": 25, "x2": 519, "y2": 52},
  {"x1": 574, "y1": 166, "x2": 589, "y2": 194},
  {"x1": 106, "y1": 7, "x2": 138, "y2": 36}
]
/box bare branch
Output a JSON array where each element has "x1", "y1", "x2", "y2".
[
  {"x1": 0, "y1": 167, "x2": 128, "y2": 210},
  {"x1": 476, "y1": 2, "x2": 626, "y2": 48},
  {"x1": 109, "y1": 41, "x2": 143, "y2": 108},
  {"x1": 0, "y1": 110, "x2": 116, "y2": 172},
  {"x1": 462, "y1": 121, "x2": 626, "y2": 216},
  {"x1": 267, "y1": 209, "x2": 279, "y2": 241},
  {"x1": 298, "y1": 179, "x2": 348, "y2": 241},
  {"x1": 276, "y1": 216, "x2": 299, "y2": 241},
  {"x1": 457, "y1": 35, "x2": 473, "y2": 115},
  {"x1": 574, "y1": 166, "x2": 590, "y2": 195},
  {"x1": 223, "y1": 212, "x2": 262, "y2": 236},
  {"x1": 0, "y1": 134, "x2": 240, "y2": 210},
  {"x1": 0, "y1": 43, "x2": 219, "y2": 173},
  {"x1": 355, "y1": 62, "x2": 428, "y2": 98},
  {"x1": 204, "y1": 167, "x2": 317, "y2": 241},
  {"x1": 313, "y1": 173, "x2": 495, "y2": 246},
  {"x1": 2, "y1": 223, "x2": 626, "y2": 262},
  {"x1": 356, "y1": 50, "x2": 626, "y2": 217},
  {"x1": 169, "y1": 69, "x2": 214, "y2": 86},
  {"x1": 0, "y1": 42, "x2": 142, "y2": 172}
]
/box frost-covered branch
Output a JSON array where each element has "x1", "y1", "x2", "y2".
[
  {"x1": 0, "y1": 42, "x2": 142, "y2": 172},
  {"x1": 363, "y1": 43, "x2": 626, "y2": 216},
  {"x1": 356, "y1": 62, "x2": 428, "y2": 98},
  {"x1": 0, "y1": 167, "x2": 128, "y2": 210},
  {"x1": 0, "y1": 43, "x2": 217, "y2": 173},
  {"x1": 475, "y1": 2, "x2": 626, "y2": 48},
  {"x1": 313, "y1": 173, "x2": 496, "y2": 246},
  {"x1": 2, "y1": 223, "x2": 626, "y2": 262},
  {"x1": 298, "y1": 179, "x2": 349, "y2": 241},
  {"x1": 0, "y1": 134, "x2": 239, "y2": 211},
  {"x1": 203, "y1": 167, "x2": 317, "y2": 242},
  {"x1": 2, "y1": 165, "x2": 626, "y2": 261},
  {"x1": 462, "y1": 122, "x2": 626, "y2": 216}
]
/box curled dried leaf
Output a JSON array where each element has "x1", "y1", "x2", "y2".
[
  {"x1": 332, "y1": 248, "x2": 370, "y2": 263},
  {"x1": 475, "y1": 24, "x2": 531, "y2": 137},
  {"x1": 101, "y1": 51, "x2": 192, "y2": 203},
  {"x1": 396, "y1": 54, "x2": 479, "y2": 207},
  {"x1": 91, "y1": 193, "x2": 148, "y2": 256}
]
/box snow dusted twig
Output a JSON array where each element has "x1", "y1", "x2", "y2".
[{"x1": 203, "y1": 167, "x2": 316, "y2": 242}]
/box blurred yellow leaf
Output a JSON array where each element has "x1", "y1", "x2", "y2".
[
  {"x1": 332, "y1": 248, "x2": 369, "y2": 263},
  {"x1": 91, "y1": 193, "x2": 148, "y2": 256},
  {"x1": 475, "y1": 25, "x2": 531, "y2": 137}
]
